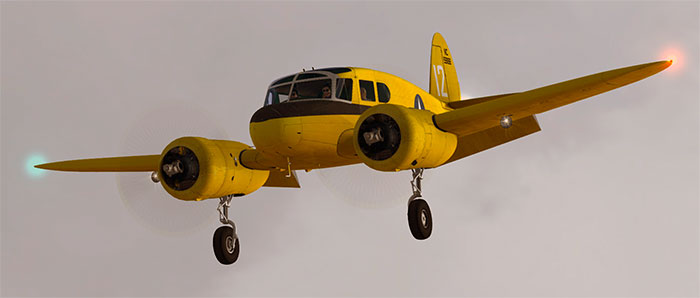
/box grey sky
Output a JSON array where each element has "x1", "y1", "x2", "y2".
[{"x1": 2, "y1": 1, "x2": 698, "y2": 296}]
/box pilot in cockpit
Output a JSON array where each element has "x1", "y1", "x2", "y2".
[{"x1": 320, "y1": 84, "x2": 331, "y2": 98}]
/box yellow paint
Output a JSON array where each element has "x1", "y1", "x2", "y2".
[
  {"x1": 159, "y1": 137, "x2": 269, "y2": 201},
  {"x1": 352, "y1": 104, "x2": 457, "y2": 171},
  {"x1": 434, "y1": 60, "x2": 672, "y2": 136},
  {"x1": 36, "y1": 32, "x2": 672, "y2": 201},
  {"x1": 35, "y1": 155, "x2": 160, "y2": 172},
  {"x1": 344, "y1": 68, "x2": 449, "y2": 113},
  {"x1": 247, "y1": 67, "x2": 454, "y2": 171},
  {"x1": 430, "y1": 33, "x2": 461, "y2": 102},
  {"x1": 250, "y1": 114, "x2": 361, "y2": 170},
  {"x1": 336, "y1": 129, "x2": 356, "y2": 158}
]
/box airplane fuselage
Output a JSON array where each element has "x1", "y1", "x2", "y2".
[{"x1": 248, "y1": 67, "x2": 450, "y2": 171}]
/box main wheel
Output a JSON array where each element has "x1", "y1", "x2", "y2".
[
  {"x1": 408, "y1": 199, "x2": 432, "y2": 240},
  {"x1": 213, "y1": 226, "x2": 240, "y2": 265}
]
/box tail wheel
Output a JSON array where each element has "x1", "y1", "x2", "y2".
[
  {"x1": 213, "y1": 226, "x2": 239, "y2": 265},
  {"x1": 408, "y1": 199, "x2": 432, "y2": 240}
]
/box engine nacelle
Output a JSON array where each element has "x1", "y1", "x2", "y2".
[
  {"x1": 158, "y1": 137, "x2": 269, "y2": 201},
  {"x1": 353, "y1": 104, "x2": 457, "y2": 172}
]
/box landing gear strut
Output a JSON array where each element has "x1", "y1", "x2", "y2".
[
  {"x1": 213, "y1": 195, "x2": 240, "y2": 265},
  {"x1": 407, "y1": 168, "x2": 432, "y2": 240}
]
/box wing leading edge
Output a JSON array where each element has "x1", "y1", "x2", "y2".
[
  {"x1": 35, "y1": 155, "x2": 161, "y2": 172},
  {"x1": 36, "y1": 151, "x2": 300, "y2": 188},
  {"x1": 434, "y1": 60, "x2": 672, "y2": 137}
]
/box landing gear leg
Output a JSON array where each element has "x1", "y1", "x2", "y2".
[
  {"x1": 407, "y1": 168, "x2": 432, "y2": 240},
  {"x1": 213, "y1": 195, "x2": 240, "y2": 265}
]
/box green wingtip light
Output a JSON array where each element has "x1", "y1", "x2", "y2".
[{"x1": 26, "y1": 154, "x2": 47, "y2": 178}]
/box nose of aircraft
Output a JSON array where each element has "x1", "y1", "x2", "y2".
[{"x1": 249, "y1": 105, "x2": 302, "y2": 155}]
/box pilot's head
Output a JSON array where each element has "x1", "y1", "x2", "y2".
[
  {"x1": 321, "y1": 85, "x2": 331, "y2": 98},
  {"x1": 290, "y1": 89, "x2": 299, "y2": 100}
]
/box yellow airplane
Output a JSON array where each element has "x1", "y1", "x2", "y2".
[{"x1": 36, "y1": 33, "x2": 672, "y2": 265}]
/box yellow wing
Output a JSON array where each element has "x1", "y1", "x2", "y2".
[
  {"x1": 434, "y1": 60, "x2": 672, "y2": 136},
  {"x1": 35, "y1": 155, "x2": 160, "y2": 172}
]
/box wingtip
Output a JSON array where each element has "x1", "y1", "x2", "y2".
[
  {"x1": 651, "y1": 59, "x2": 672, "y2": 65},
  {"x1": 34, "y1": 163, "x2": 53, "y2": 170},
  {"x1": 638, "y1": 60, "x2": 674, "y2": 74},
  {"x1": 659, "y1": 59, "x2": 674, "y2": 71}
]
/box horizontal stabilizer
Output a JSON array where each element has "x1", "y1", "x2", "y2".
[
  {"x1": 435, "y1": 60, "x2": 672, "y2": 136},
  {"x1": 35, "y1": 155, "x2": 161, "y2": 172}
]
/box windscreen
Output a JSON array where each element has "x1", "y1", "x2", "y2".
[
  {"x1": 290, "y1": 78, "x2": 332, "y2": 100},
  {"x1": 264, "y1": 84, "x2": 291, "y2": 106}
]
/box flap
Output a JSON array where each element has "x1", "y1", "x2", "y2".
[{"x1": 263, "y1": 170, "x2": 300, "y2": 188}]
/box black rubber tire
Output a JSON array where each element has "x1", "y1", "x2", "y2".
[
  {"x1": 408, "y1": 199, "x2": 432, "y2": 240},
  {"x1": 213, "y1": 226, "x2": 240, "y2": 265}
]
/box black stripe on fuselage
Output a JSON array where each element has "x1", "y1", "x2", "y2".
[{"x1": 250, "y1": 100, "x2": 370, "y2": 123}]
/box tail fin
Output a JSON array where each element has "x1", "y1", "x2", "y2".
[{"x1": 429, "y1": 32, "x2": 461, "y2": 103}]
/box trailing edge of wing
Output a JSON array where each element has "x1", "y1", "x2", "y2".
[
  {"x1": 35, "y1": 155, "x2": 161, "y2": 172},
  {"x1": 263, "y1": 170, "x2": 301, "y2": 188},
  {"x1": 239, "y1": 148, "x2": 300, "y2": 188},
  {"x1": 435, "y1": 60, "x2": 672, "y2": 136}
]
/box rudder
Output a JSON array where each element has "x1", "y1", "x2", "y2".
[{"x1": 429, "y1": 32, "x2": 461, "y2": 103}]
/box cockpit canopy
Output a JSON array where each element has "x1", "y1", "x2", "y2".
[{"x1": 264, "y1": 68, "x2": 353, "y2": 106}]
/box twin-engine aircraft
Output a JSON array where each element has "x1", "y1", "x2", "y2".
[{"x1": 37, "y1": 33, "x2": 671, "y2": 265}]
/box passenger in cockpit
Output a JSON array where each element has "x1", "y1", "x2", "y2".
[{"x1": 290, "y1": 89, "x2": 299, "y2": 100}]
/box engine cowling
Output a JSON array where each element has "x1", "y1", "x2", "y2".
[
  {"x1": 158, "y1": 137, "x2": 269, "y2": 201},
  {"x1": 353, "y1": 104, "x2": 457, "y2": 172}
]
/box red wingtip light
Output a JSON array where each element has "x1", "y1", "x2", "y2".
[{"x1": 660, "y1": 46, "x2": 683, "y2": 73}]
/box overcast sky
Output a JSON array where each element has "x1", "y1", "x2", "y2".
[{"x1": 2, "y1": 1, "x2": 698, "y2": 297}]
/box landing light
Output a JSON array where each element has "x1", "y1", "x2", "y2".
[
  {"x1": 500, "y1": 115, "x2": 513, "y2": 128},
  {"x1": 151, "y1": 171, "x2": 160, "y2": 183}
]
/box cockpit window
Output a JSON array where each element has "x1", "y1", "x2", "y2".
[
  {"x1": 336, "y1": 79, "x2": 352, "y2": 101},
  {"x1": 272, "y1": 75, "x2": 294, "y2": 86},
  {"x1": 264, "y1": 91, "x2": 275, "y2": 106},
  {"x1": 315, "y1": 67, "x2": 352, "y2": 74},
  {"x1": 359, "y1": 80, "x2": 375, "y2": 101},
  {"x1": 296, "y1": 73, "x2": 326, "y2": 80},
  {"x1": 291, "y1": 78, "x2": 332, "y2": 100},
  {"x1": 377, "y1": 82, "x2": 391, "y2": 103},
  {"x1": 264, "y1": 83, "x2": 291, "y2": 106}
]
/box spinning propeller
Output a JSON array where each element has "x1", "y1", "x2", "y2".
[{"x1": 115, "y1": 103, "x2": 226, "y2": 235}]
